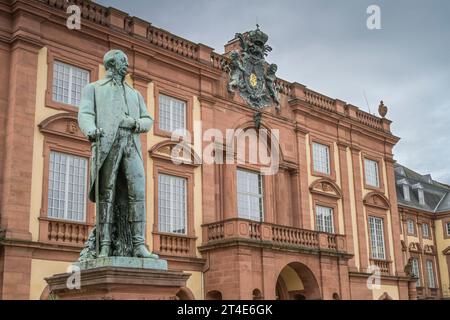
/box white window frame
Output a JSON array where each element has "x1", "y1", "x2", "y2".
[
  {"x1": 407, "y1": 219, "x2": 415, "y2": 235},
  {"x1": 402, "y1": 184, "x2": 410, "y2": 201},
  {"x1": 315, "y1": 205, "x2": 334, "y2": 233},
  {"x1": 237, "y1": 169, "x2": 264, "y2": 222},
  {"x1": 364, "y1": 158, "x2": 380, "y2": 188},
  {"x1": 158, "y1": 94, "x2": 187, "y2": 133},
  {"x1": 426, "y1": 260, "x2": 436, "y2": 288},
  {"x1": 312, "y1": 142, "x2": 330, "y2": 175},
  {"x1": 447, "y1": 222, "x2": 450, "y2": 236},
  {"x1": 52, "y1": 60, "x2": 90, "y2": 106},
  {"x1": 368, "y1": 216, "x2": 386, "y2": 260},
  {"x1": 157, "y1": 174, "x2": 187, "y2": 235},
  {"x1": 411, "y1": 257, "x2": 421, "y2": 287},
  {"x1": 422, "y1": 223, "x2": 430, "y2": 238},
  {"x1": 47, "y1": 151, "x2": 88, "y2": 222},
  {"x1": 417, "y1": 189, "x2": 425, "y2": 205}
]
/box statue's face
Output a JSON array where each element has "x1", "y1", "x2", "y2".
[{"x1": 115, "y1": 52, "x2": 129, "y2": 77}]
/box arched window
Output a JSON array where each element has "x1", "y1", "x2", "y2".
[{"x1": 38, "y1": 113, "x2": 94, "y2": 246}]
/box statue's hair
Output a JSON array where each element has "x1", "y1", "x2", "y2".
[{"x1": 103, "y1": 49, "x2": 126, "y2": 71}]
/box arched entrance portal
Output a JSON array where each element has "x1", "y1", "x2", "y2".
[{"x1": 275, "y1": 262, "x2": 321, "y2": 300}]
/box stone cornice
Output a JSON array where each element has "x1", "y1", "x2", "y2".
[{"x1": 198, "y1": 238, "x2": 353, "y2": 260}]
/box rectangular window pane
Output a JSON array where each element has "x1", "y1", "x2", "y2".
[
  {"x1": 422, "y1": 223, "x2": 429, "y2": 237},
  {"x1": 52, "y1": 61, "x2": 89, "y2": 107},
  {"x1": 426, "y1": 260, "x2": 435, "y2": 288},
  {"x1": 447, "y1": 222, "x2": 450, "y2": 236},
  {"x1": 315, "y1": 205, "x2": 334, "y2": 233},
  {"x1": 364, "y1": 159, "x2": 379, "y2": 187},
  {"x1": 411, "y1": 258, "x2": 421, "y2": 287},
  {"x1": 158, "y1": 174, "x2": 187, "y2": 234},
  {"x1": 237, "y1": 169, "x2": 263, "y2": 222},
  {"x1": 407, "y1": 219, "x2": 415, "y2": 234},
  {"x1": 369, "y1": 216, "x2": 385, "y2": 260},
  {"x1": 312, "y1": 143, "x2": 330, "y2": 174},
  {"x1": 159, "y1": 94, "x2": 186, "y2": 133},
  {"x1": 47, "y1": 151, "x2": 87, "y2": 222}
]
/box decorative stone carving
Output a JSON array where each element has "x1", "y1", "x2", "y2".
[
  {"x1": 363, "y1": 192, "x2": 390, "y2": 210},
  {"x1": 226, "y1": 25, "x2": 280, "y2": 112},
  {"x1": 423, "y1": 244, "x2": 435, "y2": 255},
  {"x1": 67, "y1": 121, "x2": 78, "y2": 134},
  {"x1": 39, "y1": 113, "x2": 87, "y2": 141},
  {"x1": 378, "y1": 100, "x2": 388, "y2": 118},
  {"x1": 409, "y1": 242, "x2": 421, "y2": 252},
  {"x1": 309, "y1": 178, "x2": 342, "y2": 199},
  {"x1": 149, "y1": 140, "x2": 201, "y2": 166},
  {"x1": 404, "y1": 257, "x2": 414, "y2": 277}
]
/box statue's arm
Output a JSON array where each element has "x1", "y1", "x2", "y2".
[
  {"x1": 78, "y1": 84, "x2": 97, "y2": 138},
  {"x1": 135, "y1": 91, "x2": 153, "y2": 133}
]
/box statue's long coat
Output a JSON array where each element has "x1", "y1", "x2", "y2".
[{"x1": 78, "y1": 75, "x2": 153, "y2": 202}]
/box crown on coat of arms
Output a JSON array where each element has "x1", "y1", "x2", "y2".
[{"x1": 248, "y1": 24, "x2": 268, "y2": 46}]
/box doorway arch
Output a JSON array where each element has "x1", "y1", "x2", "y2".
[{"x1": 275, "y1": 262, "x2": 321, "y2": 300}]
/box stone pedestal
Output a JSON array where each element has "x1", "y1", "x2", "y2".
[{"x1": 45, "y1": 257, "x2": 190, "y2": 300}]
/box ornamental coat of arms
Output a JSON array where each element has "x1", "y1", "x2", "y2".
[{"x1": 226, "y1": 25, "x2": 280, "y2": 111}]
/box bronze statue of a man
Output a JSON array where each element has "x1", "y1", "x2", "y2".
[{"x1": 78, "y1": 49, "x2": 156, "y2": 259}]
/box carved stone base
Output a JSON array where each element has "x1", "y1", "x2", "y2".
[{"x1": 45, "y1": 260, "x2": 190, "y2": 300}]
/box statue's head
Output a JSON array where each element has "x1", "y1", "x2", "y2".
[
  {"x1": 103, "y1": 50, "x2": 129, "y2": 77},
  {"x1": 268, "y1": 63, "x2": 277, "y2": 74},
  {"x1": 230, "y1": 50, "x2": 239, "y2": 60}
]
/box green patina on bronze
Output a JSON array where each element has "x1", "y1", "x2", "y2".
[
  {"x1": 226, "y1": 25, "x2": 280, "y2": 112},
  {"x1": 77, "y1": 49, "x2": 157, "y2": 261}
]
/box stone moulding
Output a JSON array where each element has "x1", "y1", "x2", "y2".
[
  {"x1": 45, "y1": 266, "x2": 190, "y2": 300},
  {"x1": 74, "y1": 256, "x2": 168, "y2": 271}
]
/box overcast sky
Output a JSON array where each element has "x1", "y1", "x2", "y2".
[{"x1": 96, "y1": 0, "x2": 450, "y2": 183}]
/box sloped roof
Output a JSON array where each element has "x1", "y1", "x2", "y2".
[{"x1": 395, "y1": 163, "x2": 450, "y2": 213}]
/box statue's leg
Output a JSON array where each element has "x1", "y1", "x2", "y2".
[
  {"x1": 123, "y1": 141, "x2": 158, "y2": 259},
  {"x1": 98, "y1": 136, "x2": 124, "y2": 257}
]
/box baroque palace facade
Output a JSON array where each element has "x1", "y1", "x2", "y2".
[{"x1": 0, "y1": 0, "x2": 448, "y2": 300}]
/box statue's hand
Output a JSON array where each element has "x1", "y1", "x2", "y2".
[
  {"x1": 134, "y1": 121, "x2": 147, "y2": 133},
  {"x1": 120, "y1": 116, "x2": 137, "y2": 130},
  {"x1": 87, "y1": 128, "x2": 104, "y2": 142}
]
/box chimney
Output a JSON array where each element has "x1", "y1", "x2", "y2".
[{"x1": 224, "y1": 37, "x2": 241, "y2": 56}]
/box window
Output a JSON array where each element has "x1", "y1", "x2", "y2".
[
  {"x1": 369, "y1": 216, "x2": 386, "y2": 260},
  {"x1": 402, "y1": 184, "x2": 410, "y2": 201},
  {"x1": 159, "y1": 94, "x2": 186, "y2": 133},
  {"x1": 315, "y1": 205, "x2": 334, "y2": 233},
  {"x1": 422, "y1": 223, "x2": 430, "y2": 238},
  {"x1": 158, "y1": 174, "x2": 187, "y2": 234},
  {"x1": 447, "y1": 222, "x2": 450, "y2": 236},
  {"x1": 237, "y1": 169, "x2": 264, "y2": 222},
  {"x1": 417, "y1": 189, "x2": 425, "y2": 205},
  {"x1": 364, "y1": 159, "x2": 380, "y2": 188},
  {"x1": 407, "y1": 219, "x2": 415, "y2": 235},
  {"x1": 411, "y1": 258, "x2": 421, "y2": 287},
  {"x1": 47, "y1": 151, "x2": 88, "y2": 222},
  {"x1": 426, "y1": 260, "x2": 436, "y2": 288},
  {"x1": 52, "y1": 61, "x2": 89, "y2": 106},
  {"x1": 312, "y1": 143, "x2": 330, "y2": 174}
]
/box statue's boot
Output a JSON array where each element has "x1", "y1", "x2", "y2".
[
  {"x1": 129, "y1": 201, "x2": 158, "y2": 259},
  {"x1": 131, "y1": 221, "x2": 158, "y2": 259},
  {"x1": 98, "y1": 202, "x2": 113, "y2": 258}
]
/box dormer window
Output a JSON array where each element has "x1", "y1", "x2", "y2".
[
  {"x1": 418, "y1": 189, "x2": 425, "y2": 205},
  {"x1": 403, "y1": 185, "x2": 410, "y2": 201},
  {"x1": 412, "y1": 183, "x2": 425, "y2": 206},
  {"x1": 396, "y1": 178, "x2": 410, "y2": 201}
]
